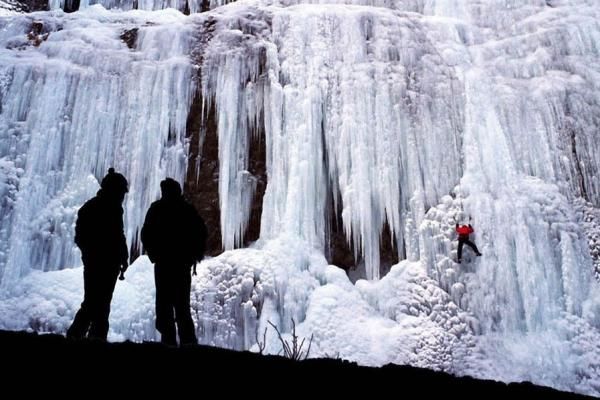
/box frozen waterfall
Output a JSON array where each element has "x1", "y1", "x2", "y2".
[
  {"x1": 0, "y1": 8, "x2": 194, "y2": 286},
  {"x1": 1, "y1": 0, "x2": 600, "y2": 396}
]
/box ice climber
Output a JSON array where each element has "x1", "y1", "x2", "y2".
[{"x1": 455, "y1": 220, "x2": 482, "y2": 263}]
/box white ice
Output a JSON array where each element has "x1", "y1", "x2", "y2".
[
  {"x1": 0, "y1": 6, "x2": 194, "y2": 287},
  {"x1": 1, "y1": 0, "x2": 600, "y2": 396}
]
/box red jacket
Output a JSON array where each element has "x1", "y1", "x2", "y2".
[{"x1": 456, "y1": 224, "x2": 474, "y2": 239}]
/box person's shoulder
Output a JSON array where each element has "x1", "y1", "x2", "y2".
[
  {"x1": 143, "y1": 200, "x2": 162, "y2": 217},
  {"x1": 79, "y1": 196, "x2": 99, "y2": 213}
]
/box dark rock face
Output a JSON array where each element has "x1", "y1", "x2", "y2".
[
  {"x1": 379, "y1": 222, "x2": 400, "y2": 276},
  {"x1": 62, "y1": 0, "x2": 79, "y2": 13},
  {"x1": 200, "y1": 0, "x2": 210, "y2": 12},
  {"x1": 184, "y1": 92, "x2": 267, "y2": 257},
  {"x1": 185, "y1": 94, "x2": 222, "y2": 257},
  {"x1": 5, "y1": 0, "x2": 49, "y2": 12},
  {"x1": 325, "y1": 199, "x2": 356, "y2": 271},
  {"x1": 184, "y1": 18, "x2": 220, "y2": 257},
  {"x1": 184, "y1": 16, "x2": 266, "y2": 257},
  {"x1": 25, "y1": 0, "x2": 48, "y2": 11},
  {"x1": 326, "y1": 198, "x2": 399, "y2": 278},
  {"x1": 244, "y1": 126, "x2": 267, "y2": 246},
  {"x1": 120, "y1": 28, "x2": 138, "y2": 50}
]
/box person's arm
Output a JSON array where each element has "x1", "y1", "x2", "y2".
[
  {"x1": 118, "y1": 208, "x2": 129, "y2": 272},
  {"x1": 141, "y1": 205, "x2": 157, "y2": 263},
  {"x1": 74, "y1": 203, "x2": 90, "y2": 251},
  {"x1": 120, "y1": 239, "x2": 128, "y2": 270}
]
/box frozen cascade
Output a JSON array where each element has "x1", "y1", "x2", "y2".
[
  {"x1": 0, "y1": 0, "x2": 599, "y2": 396},
  {"x1": 457, "y1": 67, "x2": 594, "y2": 332},
  {"x1": 44, "y1": 0, "x2": 462, "y2": 15},
  {"x1": 48, "y1": 0, "x2": 234, "y2": 14},
  {"x1": 194, "y1": 1, "x2": 600, "y2": 393},
  {"x1": 416, "y1": 0, "x2": 600, "y2": 334},
  {"x1": 198, "y1": 6, "x2": 273, "y2": 250},
  {"x1": 202, "y1": 0, "x2": 600, "y2": 283},
  {"x1": 0, "y1": 8, "x2": 195, "y2": 287},
  {"x1": 200, "y1": 5, "x2": 463, "y2": 279}
]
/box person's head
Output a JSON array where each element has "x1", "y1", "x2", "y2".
[
  {"x1": 100, "y1": 168, "x2": 128, "y2": 202},
  {"x1": 160, "y1": 178, "x2": 182, "y2": 200}
]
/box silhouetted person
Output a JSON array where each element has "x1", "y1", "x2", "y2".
[
  {"x1": 67, "y1": 168, "x2": 129, "y2": 341},
  {"x1": 141, "y1": 178, "x2": 207, "y2": 346},
  {"x1": 455, "y1": 221, "x2": 482, "y2": 263}
]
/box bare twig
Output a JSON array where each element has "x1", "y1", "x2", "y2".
[
  {"x1": 305, "y1": 333, "x2": 314, "y2": 359},
  {"x1": 268, "y1": 319, "x2": 314, "y2": 361},
  {"x1": 255, "y1": 327, "x2": 267, "y2": 355}
]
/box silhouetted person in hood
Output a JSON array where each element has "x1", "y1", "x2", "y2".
[
  {"x1": 455, "y1": 221, "x2": 482, "y2": 263},
  {"x1": 141, "y1": 178, "x2": 207, "y2": 346},
  {"x1": 67, "y1": 168, "x2": 129, "y2": 341}
]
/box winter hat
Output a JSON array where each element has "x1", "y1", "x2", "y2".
[
  {"x1": 160, "y1": 178, "x2": 182, "y2": 198},
  {"x1": 100, "y1": 168, "x2": 128, "y2": 194}
]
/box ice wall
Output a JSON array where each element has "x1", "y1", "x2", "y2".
[
  {"x1": 48, "y1": 0, "x2": 233, "y2": 13},
  {"x1": 200, "y1": 4, "x2": 464, "y2": 279},
  {"x1": 0, "y1": 8, "x2": 195, "y2": 287},
  {"x1": 1, "y1": 2, "x2": 600, "y2": 394},
  {"x1": 416, "y1": 0, "x2": 600, "y2": 334},
  {"x1": 0, "y1": 0, "x2": 597, "y2": 336}
]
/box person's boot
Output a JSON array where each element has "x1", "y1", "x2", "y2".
[
  {"x1": 161, "y1": 334, "x2": 177, "y2": 347},
  {"x1": 66, "y1": 326, "x2": 86, "y2": 340},
  {"x1": 88, "y1": 321, "x2": 109, "y2": 342},
  {"x1": 179, "y1": 335, "x2": 198, "y2": 348},
  {"x1": 66, "y1": 317, "x2": 88, "y2": 340},
  {"x1": 180, "y1": 341, "x2": 198, "y2": 349}
]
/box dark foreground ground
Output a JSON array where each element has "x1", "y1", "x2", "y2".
[{"x1": 0, "y1": 330, "x2": 595, "y2": 398}]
